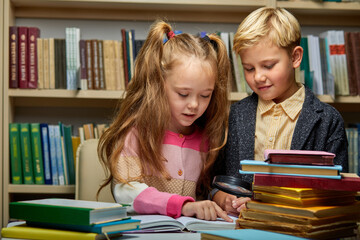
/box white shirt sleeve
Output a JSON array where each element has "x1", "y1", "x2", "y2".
[{"x1": 113, "y1": 181, "x2": 149, "y2": 213}]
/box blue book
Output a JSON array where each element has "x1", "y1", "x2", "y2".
[
  {"x1": 53, "y1": 125, "x2": 66, "y2": 185},
  {"x1": 40, "y1": 123, "x2": 52, "y2": 185},
  {"x1": 27, "y1": 218, "x2": 140, "y2": 234},
  {"x1": 239, "y1": 160, "x2": 342, "y2": 179},
  {"x1": 48, "y1": 125, "x2": 59, "y2": 185},
  {"x1": 200, "y1": 229, "x2": 306, "y2": 240}
]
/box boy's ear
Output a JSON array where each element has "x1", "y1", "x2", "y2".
[{"x1": 292, "y1": 46, "x2": 303, "y2": 68}]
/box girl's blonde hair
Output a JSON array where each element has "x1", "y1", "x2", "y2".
[
  {"x1": 97, "y1": 20, "x2": 231, "y2": 198},
  {"x1": 233, "y1": 7, "x2": 301, "y2": 55}
]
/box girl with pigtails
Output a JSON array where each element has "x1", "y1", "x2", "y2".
[{"x1": 97, "y1": 20, "x2": 233, "y2": 222}]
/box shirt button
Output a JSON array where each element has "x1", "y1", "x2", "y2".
[
  {"x1": 178, "y1": 169, "x2": 183, "y2": 176},
  {"x1": 274, "y1": 116, "x2": 278, "y2": 120},
  {"x1": 269, "y1": 137, "x2": 273, "y2": 142},
  {"x1": 179, "y1": 134, "x2": 184, "y2": 138}
]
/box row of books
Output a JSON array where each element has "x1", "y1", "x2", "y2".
[
  {"x1": 237, "y1": 149, "x2": 360, "y2": 239},
  {"x1": 300, "y1": 30, "x2": 360, "y2": 97},
  {"x1": 9, "y1": 122, "x2": 109, "y2": 185},
  {"x1": 9, "y1": 26, "x2": 145, "y2": 91},
  {"x1": 9, "y1": 123, "x2": 77, "y2": 185},
  {"x1": 346, "y1": 125, "x2": 360, "y2": 175}
]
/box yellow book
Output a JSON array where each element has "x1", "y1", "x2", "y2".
[
  {"x1": 253, "y1": 190, "x2": 356, "y2": 207},
  {"x1": 1, "y1": 224, "x2": 122, "y2": 240}
]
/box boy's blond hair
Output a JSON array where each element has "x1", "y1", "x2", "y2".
[{"x1": 233, "y1": 7, "x2": 301, "y2": 55}]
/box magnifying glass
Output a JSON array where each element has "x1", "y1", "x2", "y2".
[{"x1": 212, "y1": 175, "x2": 253, "y2": 198}]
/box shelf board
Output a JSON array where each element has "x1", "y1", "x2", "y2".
[
  {"x1": 8, "y1": 184, "x2": 75, "y2": 194},
  {"x1": 12, "y1": 0, "x2": 266, "y2": 23},
  {"x1": 8, "y1": 89, "x2": 125, "y2": 99}
]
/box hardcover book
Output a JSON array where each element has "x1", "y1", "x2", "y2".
[
  {"x1": 1, "y1": 223, "x2": 123, "y2": 240},
  {"x1": 264, "y1": 149, "x2": 335, "y2": 166},
  {"x1": 200, "y1": 229, "x2": 305, "y2": 240},
  {"x1": 253, "y1": 173, "x2": 360, "y2": 192},
  {"x1": 27, "y1": 218, "x2": 140, "y2": 234},
  {"x1": 9, "y1": 198, "x2": 128, "y2": 226},
  {"x1": 19, "y1": 123, "x2": 34, "y2": 184},
  {"x1": 239, "y1": 160, "x2": 342, "y2": 179},
  {"x1": 9, "y1": 123, "x2": 23, "y2": 184},
  {"x1": 30, "y1": 123, "x2": 45, "y2": 184},
  {"x1": 18, "y1": 26, "x2": 28, "y2": 89},
  {"x1": 28, "y1": 27, "x2": 40, "y2": 88},
  {"x1": 40, "y1": 123, "x2": 52, "y2": 184},
  {"x1": 9, "y1": 26, "x2": 18, "y2": 88}
]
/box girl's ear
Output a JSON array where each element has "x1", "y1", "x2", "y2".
[{"x1": 292, "y1": 46, "x2": 303, "y2": 68}]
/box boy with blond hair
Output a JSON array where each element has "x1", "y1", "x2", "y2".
[{"x1": 212, "y1": 7, "x2": 348, "y2": 216}]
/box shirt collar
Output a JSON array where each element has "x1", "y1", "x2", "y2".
[{"x1": 258, "y1": 84, "x2": 305, "y2": 120}]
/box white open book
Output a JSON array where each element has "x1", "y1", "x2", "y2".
[{"x1": 130, "y1": 214, "x2": 237, "y2": 232}]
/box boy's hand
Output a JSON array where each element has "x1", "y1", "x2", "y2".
[
  {"x1": 181, "y1": 200, "x2": 233, "y2": 222},
  {"x1": 212, "y1": 190, "x2": 250, "y2": 217}
]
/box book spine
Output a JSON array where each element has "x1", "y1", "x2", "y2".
[
  {"x1": 121, "y1": 29, "x2": 129, "y2": 86},
  {"x1": 30, "y1": 123, "x2": 45, "y2": 184},
  {"x1": 9, "y1": 26, "x2": 18, "y2": 88},
  {"x1": 19, "y1": 123, "x2": 34, "y2": 184},
  {"x1": 54, "y1": 125, "x2": 65, "y2": 185},
  {"x1": 37, "y1": 38, "x2": 44, "y2": 89},
  {"x1": 43, "y1": 38, "x2": 50, "y2": 89},
  {"x1": 79, "y1": 39, "x2": 88, "y2": 90},
  {"x1": 48, "y1": 125, "x2": 59, "y2": 185},
  {"x1": 28, "y1": 27, "x2": 40, "y2": 88},
  {"x1": 18, "y1": 26, "x2": 29, "y2": 89},
  {"x1": 64, "y1": 125, "x2": 75, "y2": 184},
  {"x1": 40, "y1": 123, "x2": 52, "y2": 184},
  {"x1": 59, "y1": 123, "x2": 69, "y2": 185},
  {"x1": 91, "y1": 39, "x2": 100, "y2": 89},
  {"x1": 9, "y1": 123, "x2": 23, "y2": 184},
  {"x1": 85, "y1": 39, "x2": 93, "y2": 89},
  {"x1": 98, "y1": 40, "x2": 106, "y2": 90},
  {"x1": 49, "y1": 38, "x2": 55, "y2": 89}
]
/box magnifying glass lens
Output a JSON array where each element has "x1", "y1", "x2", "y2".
[{"x1": 212, "y1": 175, "x2": 252, "y2": 198}]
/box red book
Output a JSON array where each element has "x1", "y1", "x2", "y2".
[
  {"x1": 28, "y1": 27, "x2": 40, "y2": 88},
  {"x1": 18, "y1": 26, "x2": 28, "y2": 88},
  {"x1": 9, "y1": 26, "x2": 18, "y2": 88},
  {"x1": 264, "y1": 149, "x2": 335, "y2": 166},
  {"x1": 254, "y1": 174, "x2": 360, "y2": 192}
]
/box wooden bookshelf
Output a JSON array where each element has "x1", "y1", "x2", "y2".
[{"x1": 2, "y1": 0, "x2": 360, "y2": 228}]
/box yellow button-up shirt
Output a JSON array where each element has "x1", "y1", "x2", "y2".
[{"x1": 254, "y1": 84, "x2": 305, "y2": 161}]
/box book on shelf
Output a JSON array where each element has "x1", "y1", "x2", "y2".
[
  {"x1": 27, "y1": 218, "x2": 140, "y2": 234},
  {"x1": 253, "y1": 173, "x2": 360, "y2": 191},
  {"x1": 1, "y1": 223, "x2": 123, "y2": 240},
  {"x1": 60, "y1": 122, "x2": 76, "y2": 184},
  {"x1": 52, "y1": 124, "x2": 66, "y2": 185},
  {"x1": 245, "y1": 200, "x2": 360, "y2": 218},
  {"x1": 264, "y1": 149, "x2": 335, "y2": 165},
  {"x1": 239, "y1": 160, "x2": 342, "y2": 179},
  {"x1": 131, "y1": 214, "x2": 237, "y2": 232},
  {"x1": 9, "y1": 198, "x2": 128, "y2": 226},
  {"x1": 28, "y1": 27, "x2": 40, "y2": 89},
  {"x1": 30, "y1": 123, "x2": 45, "y2": 184},
  {"x1": 307, "y1": 35, "x2": 323, "y2": 95},
  {"x1": 91, "y1": 39, "x2": 100, "y2": 90},
  {"x1": 85, "y1": 39, "x2": 94, "y2": 89},
  {"x1": 79, "y1": 39, "x2": 88, "y2": 90},
  {"x1": 9, "y1": 123, "x2": 23, "y2": 184},
  {"x1": 65, "y1": 27, "x2": 80, "y2": 90},
  {"x1": 18, "y1": 26, "x2": 29, "y2": 89},
  {"x1": 40, "y1": 123, "x2": 52, "y2": 184},
  {"x1": 37, "y1": 38, "x2": 44, "y2": 89},
  {"x1": 121, "y1": 29, "x2": 129, "y2": 86},
  {"x1": 49, "y1": 38, "x2": 56, "y2": 89},
  {"x1": 98, "y1": 40, "x2": 106, "y2": 90},
  {"x1": 200, "y1": 229, "x2": 305, "y2": 240},
  {"x1": 43, "y1": 38, "x2": 50, "y2": 89},
  {"x1": 9, "y1": 26, "x2": 18, "y2": 88},
  {"x1": 19, "y1": 123, "x2": 34, "y2": 184},
  {"x1": 48, "y1": 125, "x2": 59, "y2": 185}
]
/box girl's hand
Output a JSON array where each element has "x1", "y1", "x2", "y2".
[
  {"x1": 212, "y1": 190, "x2": 251, "y2": 217},
  {"x1": 181, "y1": 200, "x2": 234, "y2": 222}
]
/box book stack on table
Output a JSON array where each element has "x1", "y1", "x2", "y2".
[
  {"x1": 1, "y1": 198, "x2": 140, "y2": 240},
  {"x1": 237, "y1": 150, "x2": 360, "y2": 239}
]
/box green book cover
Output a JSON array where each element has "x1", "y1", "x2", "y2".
[
  {"x1": 30, "y1": 123, "x2": 45, "y2": 184},
  {"x1": 19, "y1": 123, "x2": 34, "y2": 184},
  {"x1": 9, "y1": 198, "x2": 128, "y2": 226},
  {"x1": 9, "y1": 123, "x2": 23, "y2": 184},
  {"x1": 63, "y1": 124, "x2": 75, "y2": 184},
  {"x1": 300, "y1": 37, "x2": 312, "y2": 90}
]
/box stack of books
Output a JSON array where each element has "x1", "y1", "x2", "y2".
[
  {"x1": 1, "y1": 198, "x2": 140, "y2": 240},
  {"x1": 237, "y1": 150, "x2": 360, "y2": 239}
]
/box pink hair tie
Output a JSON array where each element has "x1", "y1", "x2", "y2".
[{"x1": 167, "y1": 31, "x2": 175, "y2": 40}]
